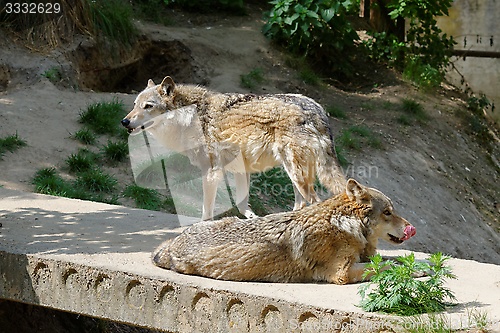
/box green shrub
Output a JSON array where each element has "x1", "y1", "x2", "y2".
[
  {"x1": 460, "y1": 94, "x2": 493, "y2": 145},
  {"x1": 403, "y1": 56, "x2": 443, "y2": 90},
  {"x1": 363, "y1": 0, "x2": 455, "y2": 88},
  {"x1": 263, "y1": 0, "x2": 358, "y2": 75},
  {"x1": 359, "y1": 252, "x2": 457, "y2": 315}
]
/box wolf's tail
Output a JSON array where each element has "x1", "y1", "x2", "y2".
[
  {"x1": 152, "y1": 239, "x2": 174, "y2": 269},
  {"x1": 316, "y1": 131, "x2": 346, "y2": 195}
]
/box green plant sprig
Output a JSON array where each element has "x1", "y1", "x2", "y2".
[{"x1": 358, "y1": 252, "x2": 457, "y2": 316}]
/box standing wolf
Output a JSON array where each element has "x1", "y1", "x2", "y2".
[{"x1": 121, "y1": 76, "x2": 345, "y2": 220}]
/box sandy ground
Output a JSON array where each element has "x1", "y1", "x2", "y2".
[{"x1": 1, "y1": 9, "x2": 499, "y2": 267}]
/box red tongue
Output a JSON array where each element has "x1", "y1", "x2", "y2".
[{"x1": 401, "y1": 225, "x2": 416, "y2": 241}]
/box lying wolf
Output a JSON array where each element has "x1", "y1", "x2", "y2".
[
  {"x1": 121, "y1": 76, "x2": 345, "y2": 220},
  {"x1": 152, "y1": 179, "x2": 416, "y2": 284}
]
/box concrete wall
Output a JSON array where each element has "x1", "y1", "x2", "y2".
[{"x1": 437, "y1": 0, "x2": 499, "y2": 125}]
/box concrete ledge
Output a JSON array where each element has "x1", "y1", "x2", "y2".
[{"x1": 1, "y1": 188, "x2": 499, "y2": 332}]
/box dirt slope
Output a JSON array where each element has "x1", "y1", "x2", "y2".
[{"x1": 0, "y1": 9, "x2": 499, "y2": 267}]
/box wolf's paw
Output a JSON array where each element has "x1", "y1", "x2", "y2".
[{"x1": 244, "y1": 209, "x2": 257, "y2": 219}]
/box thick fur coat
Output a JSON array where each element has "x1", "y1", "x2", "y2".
[
  {"x1": 122, "y1": 76, "x2": 345, "y2": 220},
  {"x1": 152, "y1": 179, "x2": 416, "y2": 284}
]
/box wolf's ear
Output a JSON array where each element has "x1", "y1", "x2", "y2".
[
  {"x1": 346, "y1": 179, "x2": 369, "y2": 203},
  {"x1": 158, "y1": 76, "x2": 175, "y2": 96},
  {"x1": 147, "y1": 79, "x2": 155, "y2": 88}
]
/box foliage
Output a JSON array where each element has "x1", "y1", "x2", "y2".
[
  {"x1": 0, "y1": 133, "x2": 27, "y2": 159},
  {"x1": 458, "y1": 94, "x2": 494, "y2": 147},
  {"x1": 87, "y1": 0, "x2": 138, "y2": 45},
  {"x1": 0, "y1": 0, "x2": 138, "y2": 48},
  {"x1": 467, "y1": 94, "x2": 492, "y2": 114},
  {"x1": 263, "y1": 0, "x2": 359, "y2": 75},
  {"x1": 363, "y1": 0, "x2": 455, "y2": 87},
  {"x1": 358, "y1": 252, "x2": 457, "y2": 315},
  {"x1": 403, "y1": 55, "x2": 443, "y2": 89}
]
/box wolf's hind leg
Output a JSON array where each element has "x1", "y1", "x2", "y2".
[
  {"x1": 292, "y1": 185, "x2": 307, "y2": 210},
  {"x1": 234, "y1": 172, "x2": 256, "y2": 218},
  {"x1": 281, "y1": 149, "x2": 320, "y2": 210}
]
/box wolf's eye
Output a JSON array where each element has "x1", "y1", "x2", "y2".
[
  {"x1": 144, "y1": 104, "x2": 153, "y2": 109},
  {"x1": 383, "y1": 210, "x2": 392, "y2": 216}
]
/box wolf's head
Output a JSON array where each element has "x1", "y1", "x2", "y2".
[
  {"x1": 345, "y1": 179, "x2": 416, "y2": 245},
  {"x1": 121, "y1": 76, "x2": 179, "y2": 133}
]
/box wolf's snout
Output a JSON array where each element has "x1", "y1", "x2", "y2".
[
  {"x1": 121, "y1": 119, "x2": 130, "y2": 127},
  {"x1": 401, "y1": 225, "x2": 416, "y2": 241}
]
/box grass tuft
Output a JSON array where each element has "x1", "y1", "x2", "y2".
[
  {"x1": 73, "y1": 128, "x2": 97, "y2": 145},
  {"x1": 240, "y1": 68, "x2": 265, "y2": 90},
  {"x1": 299, "y1": 68, "x2": 321, "y2": 86},
  {"x1": 88, "y1": 0, "x2": 138, "y2": 45},
  {"x1": 32, "y1": 168, "x2": 72, "y2": 196},
  {"x1": 42, "y1": 67, "x2": 62, "y2": 83},
  {"x1": 75, "y1": 168, "x2": 117, "y2": 193},
  {"x1": 79, "y1": 98, "x2": 126, "y2": 136},
  {"x1": 0, "y1": 133, "x2": 27, "y2": 159},
  {"x1": 337, "y1": 125, "x2": 381, "y2": 151},
  {"x1": 101, "y1": 140, "x2": 128, "y2": 163},
  {"x1": 123, "y1": 184, "x2": 164, "y2": 211},
  {"x1": 398, "y1": 98, "x2": 429, "y2": 126},
  {"x1": 326, "y1": 105, "x2": 347, "y2": 119},
  {"x1": 66, "y1": 149, "x2": 99, "y2": 173}
]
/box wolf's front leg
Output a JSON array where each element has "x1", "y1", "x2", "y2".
[{"x1": 201, "y1": 169, "x2": 222, "y2": 220}]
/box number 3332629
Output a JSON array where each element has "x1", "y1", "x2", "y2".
[{"x1": 4, "y1": 3, "x2": 61, "y2": 14}]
